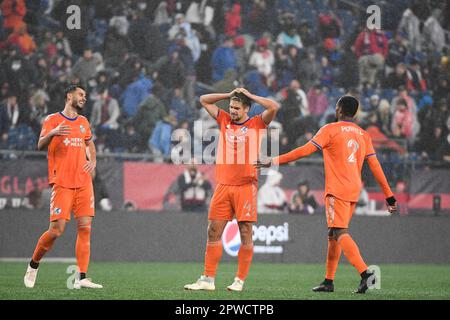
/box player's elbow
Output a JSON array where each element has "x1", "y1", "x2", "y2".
[
  {"x1": 199, "y1": 95, "x2": 208, "y2": 105},
  {"x1": 271, "y1": 102, "x2": 280, "y2": 112}
]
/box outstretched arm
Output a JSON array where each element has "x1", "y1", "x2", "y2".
[
  {"x1": 254, "y1": 142, "x2": 318, "y2": 168},
  {"x1": 367, "y1": 156, "x2": 397, "y2": 213},
  {"x1": 199, "y1": 92, "x2": 232, "y2": 120}
]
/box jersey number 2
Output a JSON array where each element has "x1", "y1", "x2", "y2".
[{"x1": 347, "y1": 139, "x2": 359, "y2": 163}]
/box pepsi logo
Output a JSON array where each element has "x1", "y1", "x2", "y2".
[{"x1": 222, "y1": 219, "x2": 241, "y2": 257}]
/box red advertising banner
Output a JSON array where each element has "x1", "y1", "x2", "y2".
[{"x1": 124, "y1": 163, "x2": 216, "y2": 210}]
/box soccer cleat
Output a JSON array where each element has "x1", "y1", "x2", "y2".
[
  {"x1": 354, "y1": 271, "x2": 376, "y2": 294},
  {"x1": 24, "y1": 265, "x2": 39, "y2": 288},
  {"x1": 312, "y1": 281, "x2": 334, "y2": 292},
  {"x1": 73, "y1": 278, "x2": 103, "y2": 289},
  {"x1": 227, "y1": 277, "x2": 244, "y2": 292},
  {"x1": 184, "y1": 275, "x2": 215, "y2": 291}
]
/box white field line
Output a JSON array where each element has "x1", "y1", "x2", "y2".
[{"x1": 0, "y1": 257, "x2": 76, "y2": 263}]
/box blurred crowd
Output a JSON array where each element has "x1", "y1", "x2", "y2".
[{"x1": 0, "y1": 0, "x2": 449, "y2": 174}]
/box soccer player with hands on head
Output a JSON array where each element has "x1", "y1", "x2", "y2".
[
  {"x1": 184, "y1": 87, "x2": 279, "y2": 292},
  {"x1": 255, "y1": 96, "x2": 396, "y2": 294}
]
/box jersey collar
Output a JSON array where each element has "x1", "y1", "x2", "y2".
[{"x1": 59, "y1": 112, "x2": 78, "y2": 121}]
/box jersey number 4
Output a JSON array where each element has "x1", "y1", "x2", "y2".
[{"x1": 347, "y1": 139, "x2": 359, "y2": 163}]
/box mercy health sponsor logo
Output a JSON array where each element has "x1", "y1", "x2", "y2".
[
  {"x1": 63, "y1": 137, "x2": 84, "y2": 147},
  {"x1": 222, "y1": 219, "x2": 289, "y2": 257}
]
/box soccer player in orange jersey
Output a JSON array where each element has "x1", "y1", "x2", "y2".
[
  {"x1": 255, "y1": 96, "x2": 397, "y2": 294},
  {"x1": 184, "y1": 88, "x2": 279, "y2": 291},
  {"x1": 24, "y1": 85, "x2": 102, "y2": 289}
]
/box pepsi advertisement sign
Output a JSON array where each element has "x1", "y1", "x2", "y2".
[{"x1": 222, "y1": 220, "x2": 289, "y2": 256}]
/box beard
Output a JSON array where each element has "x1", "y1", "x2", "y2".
[{"x1": 72, "y1": 98, "x2": 84, "y2": 114}]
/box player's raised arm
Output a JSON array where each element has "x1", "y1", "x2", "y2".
[
  {"x1": 199, "y1": 92, "x2": 234, "y2": 120},
  {"x1": 366, "y1": 155, "x2": 397, "y2": 214},
  {"x1": 254, "y1": 142, "x2": 319, "y2": 169},
  {"x1": 235, "y1": 88, "x2": 279, "y2": 125},
  {"x1": 37, "y1": 120, "x2": 71, "y2": 150}
]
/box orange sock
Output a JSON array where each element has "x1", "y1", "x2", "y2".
[
  {"x1": 338, "y1": 234, "x2": 368, "y2": 274},
  {"x1": 203, "y1": 240, "x2": 223, "y2": 277},
  {"x1": 76, "y1": 223, "x2": 91, "y2": 274},
  {"x1": 236, "y1": 243, "x2": 253, "y2": 281},
  {"x1": 31, "y1": 230, "x2": 59, "y2": 263},
  {"x1": 325, "y1": 239, "x2": 341, "y2": 280}
]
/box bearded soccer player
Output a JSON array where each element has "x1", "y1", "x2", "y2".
[
  {"x1": 255, "y1": 96, "x2": 397, "y2": 294},
  {"x1": 184, "y1": 88, "x2": 279, "y2": 291},
  {"x1": 24, "y1": 85, "x2": 102, "y2": 289}
]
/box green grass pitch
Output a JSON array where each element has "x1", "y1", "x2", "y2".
[{"x1": 1, "y1": 262, "x2": 450, "y2": 300}]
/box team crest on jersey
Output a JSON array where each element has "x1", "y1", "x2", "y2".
[
  {"x1": 53, "y1": 208, "x2": 61, "y2": 215},
  {"x1": 80, "y1": 124, "x2": 86, "y2": 133},
  {"x1": 240, "y1": 126, "x2": 248, "y2": 134}
]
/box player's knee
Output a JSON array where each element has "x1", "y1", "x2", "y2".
[
  {"x1": 49, "y1": 225, "x2": 64, "y2": 238},
  {"x1": 207, "y1": 224, "x2": 222, "y2": 241},
  {"x1": 238, "y1": 223, "x2": 253, "y2": 244}
]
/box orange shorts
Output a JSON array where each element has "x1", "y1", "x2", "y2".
[
  {"x1": 325, "y1": 194, "x2": 356, "y2": 228},
  {"x1": 208, "y1": 183, "x2": 257, "y2": 222},
  {"x1": 49, "y1": 182, "x2": 95, "y2": 222}
]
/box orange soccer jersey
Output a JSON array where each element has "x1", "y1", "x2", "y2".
[
  {"x1": 208, "y1": 110, "x2": 267, "y2": 222},
  {"x1": 40, "y1": 112, "x2": 92, "y2": 189},
  {"x1": 215, "y1": 109, "x2": 267, "y2": 186},
  {"x1": 310, "y1": 121, "x2": 375, "y2": 202}
]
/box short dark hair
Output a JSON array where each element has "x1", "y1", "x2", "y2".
[
  {"x1": 337, "y1": 95, "x2": 359, "y2": 117},
  {"x1": 230, "y1": 92, "x2": 252, "y2": 107},
  {"x1": 65, "y1": 84, "x2": 85, "y2": 101}
]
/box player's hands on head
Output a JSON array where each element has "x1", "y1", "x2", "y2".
[
  {"x1": 51, "y1": 121, "x2": 71, "y2": 136},
  {"x1": 253, "y1": 156, "x2": 272, "y2": 170},
  {"x1": 229, "y1": 88, "x2": 253, "y2": 98},
  {"x1": 386, "y1": 196, "x2": 397, "y2": 215}
]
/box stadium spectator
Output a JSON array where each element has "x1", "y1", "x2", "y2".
[
  {"x1": 406, "y1": 59, "x2": 427, "y2": 93},
  {"x1": 391, "y1": 99, "x2": 414, "y2": 139},
  {"x1": 28, "y1": 89, "x2": 49, "y2": 135},
  {"x1": 120, "y1": 74, "x2": 152, "y2": 118},
  {"x1": 1, "y1": 0, "x2": 26, "y2": 31},
  {"x1": 211, "y1": 36, "x2": 237, "y2": 82},
  {"x1": 299, "y1": 48, "x2": 321, "y2": 92},
  {"x1": 90, "y1": 86, "x2": 120, "y2": 152},
  {"x1": 164, "y1": 161, "x2": 212, "y2": 212},
  {"x1": 384, "y1": 63, "x2": 408, "y2": 89},
  {"x1": 258, "y1": 169, "x2": 287, "y2": 214},
  {"x1": 148, "y1": 113, "x2": 177, "y2": 161},
  {"x1": 224, "y1": 3, "x2": 241, "y2": 37},
  {"x1": 276, "y1": 24, "x2": 303, "y2": 49},
  {"x1": 289, "y1": 180, "x2": 317, "y2": 215},
  {"x1": 3, "y1": 24, "x2": 36, "y2": 55},
  {"x1": 354, "y1": 27, "x2": 388, "y2": 86},
  {"x1": 386, "y1": 32, "x2": 408, "y2": 70},
  {"x1": 398, "y1": 6, "x2": 422, "y2": 53},
  {"x1": 249, "y1": 38, "x2": 275, "y2": 86},
  {"x1": 131, "y1": 85, "x2": 167, "y2": 151},
  {"x1": 157, "y1": 48, "x2": 186, "y2": 90},
  {"x1": 307, "y1": 85, "x2": 329, "y2": 121},
  {"x1": 71, "y1": 48, "x2": 103, "y2": 85},
  {"x1": 169, "y1": 88, "x2": 193, "y2": 123}
]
